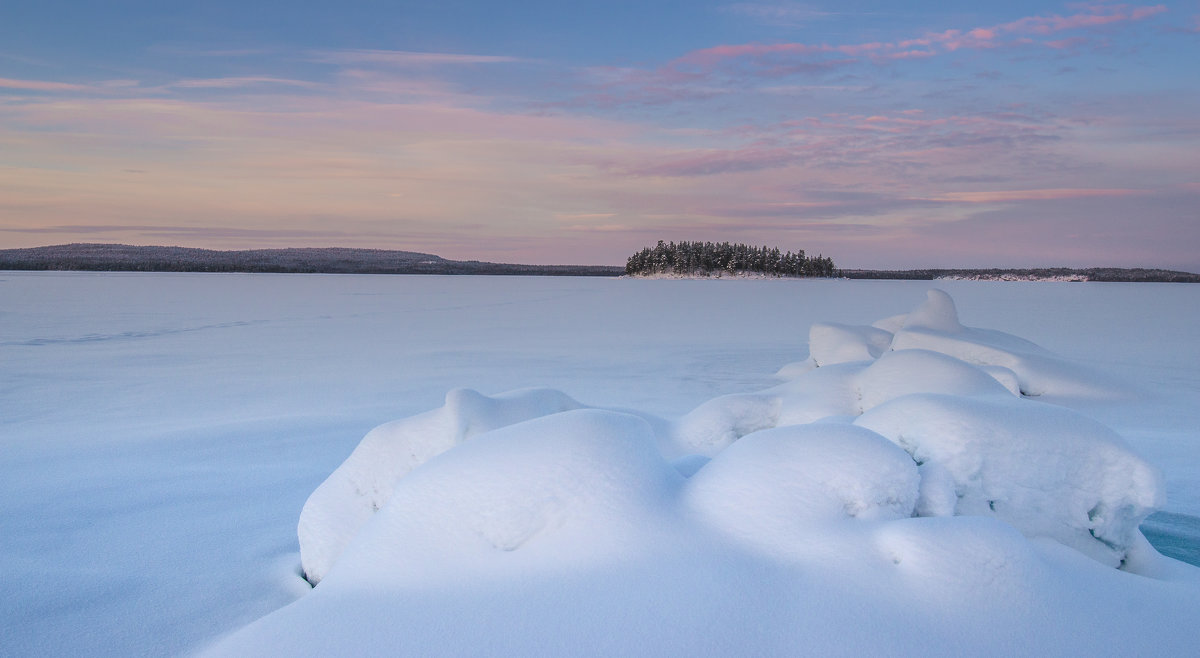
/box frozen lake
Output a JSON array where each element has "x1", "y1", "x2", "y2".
[{"x1": 3, "y1": 272, "x2": 1199, "y2": 655}]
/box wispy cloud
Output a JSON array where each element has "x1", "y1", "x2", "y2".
[
  {"x1": 168, "y1": 76, "x2": 323, "y2": 90},
  {"x1": 676, "y1": 3, "x2": 1168, "y2": 71},
  {"x1": 558, "y1": 4, "x2": 1171, "y2": 112},
  {"x1": 310, "y1": 49, "x2": 522, "y2": 66}
]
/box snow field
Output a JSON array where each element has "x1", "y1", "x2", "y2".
[{"x1": 6, "y1": 273, "x2": 1200, "y2": 656}]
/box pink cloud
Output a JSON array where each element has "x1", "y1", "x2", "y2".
[
  {"x1": 670, "y1": 3, "x2": 1167, "y2": 73},
  {"x1": 998, "y1": 4, "x2": 1166, "y2": 35},
  {"x1": 579, "y1": 3, "x2": 1166, "y2": 111}
]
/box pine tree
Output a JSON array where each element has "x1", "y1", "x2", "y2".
[{"x1": 623, "y1": 241, "x2": 834, "y2": 278}]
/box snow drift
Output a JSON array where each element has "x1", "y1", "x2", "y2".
[{"x1": 210, "y1": 289, "x2": 1196, "y2": 656}]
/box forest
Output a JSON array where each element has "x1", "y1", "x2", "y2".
[{"x1": 625, "y1": 241, "x2": 836, "y2": 277}]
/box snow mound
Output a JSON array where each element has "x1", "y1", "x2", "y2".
[
  {"x1": 902, "y1": 288, "x2": 965, "y2": 333},
  {"x1": 298, "y1": 387, "x2": 582, "y2": 584},
  {"x1": 685, "y1": 424, "x2": 919, "y2": 551},
  {"x1": 298, "y1": 290, "x2": 1167, "y2": 585},
  {"x1": 670, "y1": 393, "x2": 780, "y2": 456},
  {"x1": 243, "y1": 289, "x2": 1190, "y2": 657},
  {"x1": 782, "y1": 287, "x2": 1119, "y2": 399},
  {"x1": 807, "y1": 321, "x2": 894, "y2": 366},
  {"x1": 854, "y1": 348, "x2": 1015, "y2": 411},
  {"x1": 856, "y1": 394, "x2": 1163, "y2": 566},
  {"x1": 770, "y1": 361, "x2": 865, "y2": 425},
  {"x1": 887, "y1": 290, "x2": 1105, "y2": 397},
  {"x1": 330, "y1": 409, "x2": 681, "y2": 582}
]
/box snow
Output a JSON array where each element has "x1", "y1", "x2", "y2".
[
  {"x1": 685, "y1": 423, "x2": 921, "y2": 529},
  {"x1": 299, "y1": 387, "x2": 584, "y2": 585},
  {"x1": 2, "y1": 272, "x2": 1200, "y2": 656},
  {"x1": 857, "y1": 394, "x2": 1161, "y2": 567}
]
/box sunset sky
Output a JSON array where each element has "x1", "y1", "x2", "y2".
[{"x1": 2, "y1": 1, "x2": 1198, "y2": 269}]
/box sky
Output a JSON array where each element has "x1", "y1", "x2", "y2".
[{"x1": 2, "y1": 1, "x2": 1198, "y2": 269}]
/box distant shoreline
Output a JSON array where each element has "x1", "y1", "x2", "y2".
[
  {"x1": 0, "y1": 243, "x2": 622, "y2": 277},
  {"x1": 2, "y1": 243, "x2": 1197, "y2": 282},
  {"x1": 838, "y1": 267, "x2": 1200, "y2": 283}
]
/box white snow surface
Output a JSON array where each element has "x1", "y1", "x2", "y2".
[{"x1": 3, "y1": 273, "x2": 1200, "y2": 656}]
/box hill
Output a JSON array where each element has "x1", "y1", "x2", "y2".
[{"x1": 0, "y1": 244, "x2": 623, "y2": 277}]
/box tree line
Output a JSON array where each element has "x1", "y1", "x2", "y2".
[{"x1": 625, "y1": 241, "x2": 836, "y2": 277}]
